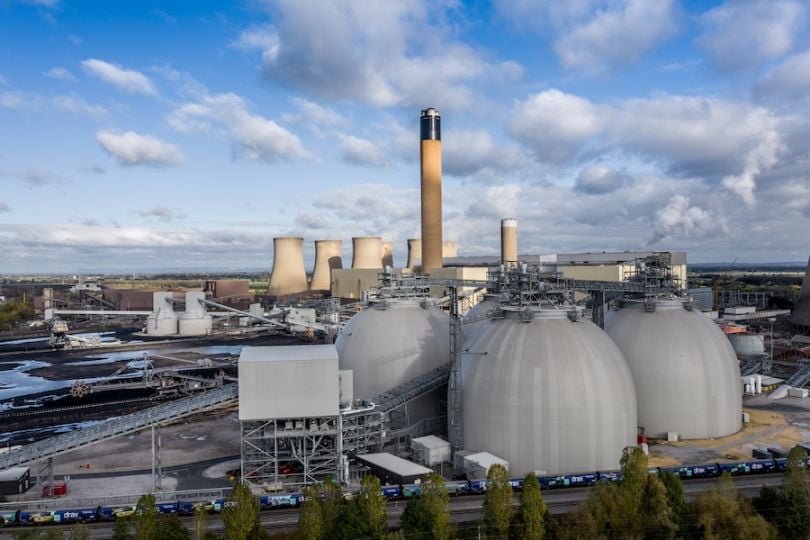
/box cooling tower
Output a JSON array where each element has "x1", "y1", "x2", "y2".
[
  {"x1": 352, "y1": 237, "x2": 383, "y2": 269},
  {"x1": 458, "y1": 306, "x2": 637, "y2": 476},
  {"x1": 501, "y1": 218, "x2": 518, "y2": 265},
  {"x1": 267, "y1": 237, "x2": 308, "y2": 297},
  {"x1": 791, "y1": 255, "x2": 810, "y2": 329},
  {"x1": 381, "y1": 240, "x2": 394, "y2": 268},
  {"x1": 420, "y1": 107, "x2": 442, "y2": 274},
  {"x1": 407, "y1": 239, "x2": 422, "y2": 269},
  {"x1": 442, "y1": 240, "x2": 458, "y2": 258},
  {"x1": 310, "y1": 240, "x2": 343, "y2": 292}
]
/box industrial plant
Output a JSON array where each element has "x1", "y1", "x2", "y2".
[{"x1": 2, "y1": 106, "x2": 810, "y2": 533}]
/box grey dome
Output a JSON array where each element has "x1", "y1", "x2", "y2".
[
  {"x1": 461, "y1": 295, "x2": 500, "y2": 342},
  {"x1": 335, "y1": 300, "x2": 449, "y2": 400},
  {"x1": 728, "y1": 333, "x2": 766, "y2": 356},
  {"x1": 460, "y1": 308, "x2": 638, "y2": 476},
  {"x1": 605, "y1": 299, "x2": 742, "y2": 439}
]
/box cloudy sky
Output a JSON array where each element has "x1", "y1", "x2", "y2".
[{"x1": 1, "y1": 0, "x2": 809, "y2": 273}]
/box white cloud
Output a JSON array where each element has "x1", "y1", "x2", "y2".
[
  {"x1": 96, "y1": 130, "x2": 183, "y2": 166},
  {"x1": 0, "y1": 167, "x2": 57, "y2": 186},
  {"x1": 697, "y1": 0, "x2": 806, "y2": 71},
  {"x1": 136, "y1": 206, "x2": 185, "y2": 223},
  {"x1": 81, "y1": 58, "x2": 158, "y2": 96},
  {"x1": 721, "y1": 130, "x2": 783, "y2": 207},
  {"x1": 285, "y1": 97, "x2": 345, "y2": 129},
  {"x1": 168, "y1": 93, "x2": 307, "y2": 162},
  {"x1": 496, "y1": 0, "x2": 679, "y2": 73},
  {"x1": 510, "y1": 89, "x2": 603, "y2": 162},
  {"x1": 338, "y1": 134, "x2": 387, "y2": 167},
  {"x1": 442, "y1": 129, "x2": 528, "y2": 178},
  {"x1": 574, "y1": 164, "x2": 626, "y2": 194},
  {"x1": 44, "y1": 67, "x2": 77, "y2": 81},
  {"x1": 755, "y1": 50, "x2": 810, "y2": 102},
  {"x1": 0, "y1": 91, "x2": 29, "y2": 110},
  {"x1": 236, "y1": 0, "x2": 498, "y2": 108},
  {"x1": 650, "y1": 195, "x2": 728, "y2": 244},
  {"x1": 51, "y1": 95, "x2": 107, "y2": 116}
]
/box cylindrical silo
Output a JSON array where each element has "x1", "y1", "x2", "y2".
[
  {"x1": 605, "y1": 298, "x2": 742, "y2": 439},
  {"x1": 336, "y1": 299, "x2": 449, "y2": 420},
  {"x1": 310, "y1": 240, "x2": 343, "y2": 292},
  {"x1": 178, "y1": 291, "x2": 212, "y2": 336},
  {"x1": 146, "y1": 292, "x2": 178, "y2": 336},
  {"x1": 381, "y1": 240, "x2": 394, "y2": 268},
  {"x1": 459, "y1": 307, "x2": 638, "y2": 476},
  {"x1": 420, "y1": 107, "x2": 442, "y2": 275},
  {"x1": 501, "y1": 218, "x2": 518, "y2": 265},
  {"x1": 442, "y1": 240, "x2": 458, "y2": 259},
  {"x1": 267, "y1": 237, "x2": 308, "y2": 297},
  {"x1": 407, "y1": 239, "x2": 422, "y2": 269},
  {"x1": 352, "y1": 237, "x2": 383, "y2": 269}
]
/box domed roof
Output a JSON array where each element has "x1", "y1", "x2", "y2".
[
  {"x1": 335, "y1": 300, "x2": 449, "y2": 401},
  {"x1": 461, "y1": 295, "x2": 501, "y2": 342},
  {"x1": 605, "y1": 299, "x2": 742, "y2": 439},
  {"x1": 460, "y1": 308, "x2": 638, "y2": 476}
]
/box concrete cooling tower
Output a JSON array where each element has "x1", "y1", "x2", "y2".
[
  {"x1": 146, "y1": 292, "x2": 178, "y2": 336},
  {"x1": 352, "y1": 237, "x2": 383, "y2": 269},
  {"x1": 407, "y1": 239, "x2": 422, "y2": 269},
  {"x1": 501, "y1": 219, "x2": 518, "y2": 265},
  {"x1": 381, "y1": 240, "x2": 394, "y2": 268},
  {"x1": 605, "y1": 298, "x2": 742, "y2": 439},
  {"x1": 442, "y1": 240, "x2": 458, "y2": 258},
  {"x1": 458, "y1": 307, "x2": 637, "y2": 476},
  {"x1": 420, "y1": 108, "x2": 443, "y2": 274},
  {"x1": 267, "y1": 237, "x2": 308, "y2": 297},
  {"x1": 335, "y1": 299, "x2": 449, "y2": 419},
  {"x1": 310, "y1": 240, "x2": 343, "y2": 292}
]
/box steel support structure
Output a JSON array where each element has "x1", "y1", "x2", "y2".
[
  {"x1": 240, "y1": 416, "x2": 341, "y2": 489},
  {"x1": 448, "y1": 286, "x2": 464, "y2": 452},
  {"x1": 151, "y1": 424, "x2": 163, "y2": 492}
]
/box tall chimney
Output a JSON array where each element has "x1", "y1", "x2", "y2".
[
  {"x1": 352, "y1": 236, "x2": 383, "y2": 269},
  {"x1": 420, "y1": 107, "x2": 442, "y2": 274},
  {"x1": 381, "y1": 240, "x2": 394, "y2": 268},
  {"x1": 267, "y1": 237, "x2": 308, "y2": 296},
  {"x1": 501, "y1": 218, "x2": 518, "y2": 266},
  {"x1": 406, "y1": 238, "x2": 422, "y2": 270},
  {"x1": 442, "y1": 240, "x2": 458, "y2": 258},
  {"x1": 310, "y1": 240, "x2": 343, "y2": 292}
]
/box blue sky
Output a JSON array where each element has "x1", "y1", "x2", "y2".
[{"x1": 1, "y1": 0, "x2": 808, "y2": 273}]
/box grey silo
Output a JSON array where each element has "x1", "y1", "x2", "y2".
[
  {"x1": 605, "y1": 298, "x2": 742, "y2": 439},
  {"x1": 459, "y1": 307, "x2": 638, "y2": 476}
]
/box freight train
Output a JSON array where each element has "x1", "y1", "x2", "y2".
[{"x1": 0, "y1": 457, "x2": 801, "y2": 527}]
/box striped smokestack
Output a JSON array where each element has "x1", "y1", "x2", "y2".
[
  {"x1": 501, "y1": 218, "x2": 518, "y2": 266},
  {"x1": 420, "y1": 107, "x2": 442, "y2": 275}
]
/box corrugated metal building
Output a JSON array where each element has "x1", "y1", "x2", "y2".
[{"x1": 0, "y1": 467, "x2": 30, "y2": 495}]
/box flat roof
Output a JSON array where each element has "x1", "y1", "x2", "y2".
[
  {"x1": 239, "y1": 344, "x2": 338, "y2": 364},
  {"x1": 0, "y1": 467, "x2": 29, "y2": 481},
  {"x1": 464, "y1": 452, "x2": 509, "y2": 469},
  {"x1": 355, "y1": 453, "x2": 432, "y2": 477},
  {"x1": 412, "y1": 435, "x2": 450, "y2": 450}
]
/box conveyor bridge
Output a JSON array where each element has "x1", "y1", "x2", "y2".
[{"x1": 0, "y1": 384, "x2": 238, "y2": 471}]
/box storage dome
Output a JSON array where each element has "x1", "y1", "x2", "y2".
[
  {"x1": 459, "y1": 307, "x2": 638, "y2": 476},
  {"x1": 335, "y1": 300, "x2": 449, "y2": 401},
  {"x1": 605, "y1": 299, "x2": 742, "y2": 439}
]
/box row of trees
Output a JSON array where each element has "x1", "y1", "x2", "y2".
[{"x1": 0, "y1": 300, "x2": 35, "y2": 332}]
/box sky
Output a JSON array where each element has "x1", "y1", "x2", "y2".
[{"x1": 0, "y1": 0, "x2": 809, "y2": 273}]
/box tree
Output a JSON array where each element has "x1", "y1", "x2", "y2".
[
  {"x1": 658, "y1": 471, "x2": 686, "y2": 533},
  {"x1": 512, "y1": 473, "x2": 546, "y2": 540},
  {"x1": 134, "y1": 494, "x2": 159, "y2": 540},
  {"x1": 694, "y1": 473, "x2": 775, "y2": 539},
  {"x1": 483, "y1": 464, "x2": 513, "y2": 538},
  {"x1": 639, "y1": 474, "x2": 676, "y2": 539},
  {"x1": 333, "y1": 501, "x2": 367, "y2": 540},
  {"x1": 156, "y1": 514, "x2": 190, "y2": 540},
  {"x1": 194, "y1": 506, "x2": 209, "y2": 540},
  {"x1": 67, "y1": 525, "x2": 91, "y2": 540},
  {"x1": 298, "y1": 484, "x2": 324, "y2": 540},
  {"x1": 400, "y1": 473, "x2": 451, "y2": 540},
  {"x1": 112, "y1": 517, "x2": 134, "y2": 540},
  {"x1": 223, "y1": 483, "x2": 262, "y2": 540},
  {"x1": 356, "y1": 475, "x2": 387, "y2": 539},
  {"x1": 754, "y1": 445, "x2": 810, "y2": 538},
  {"x1": 320, "y1": 476, "x2": 343, "y2": 535}
]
